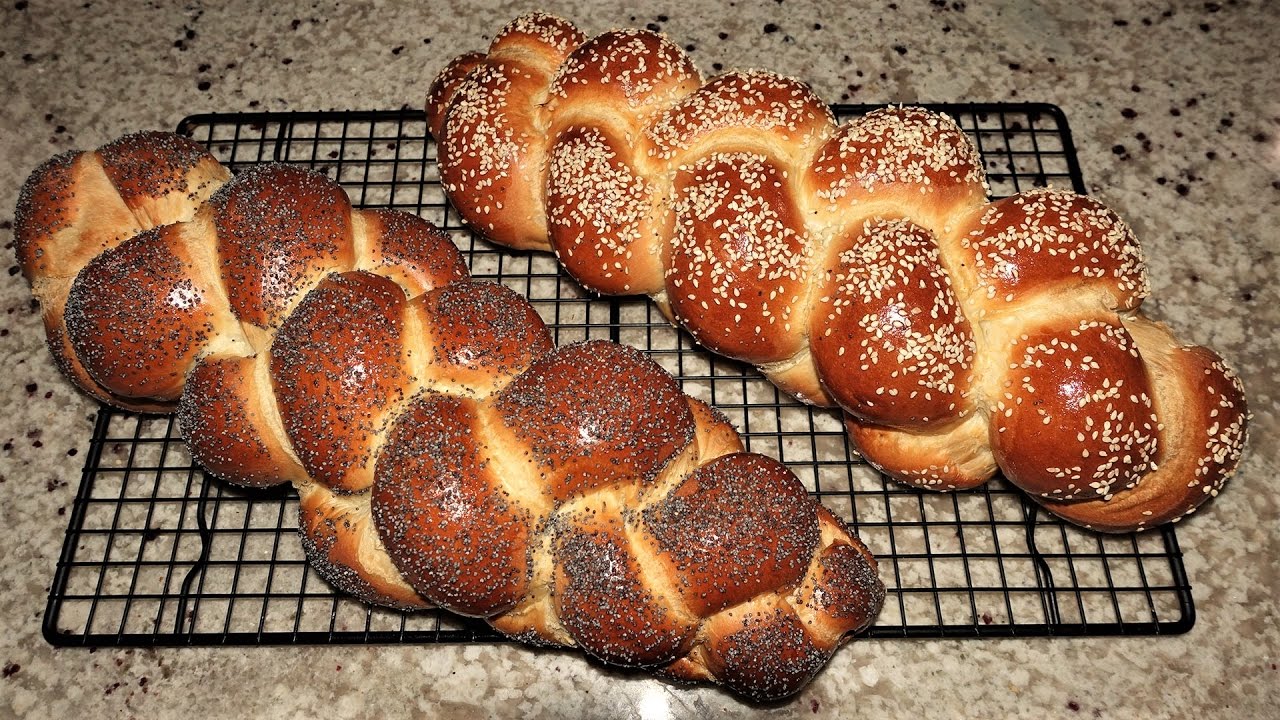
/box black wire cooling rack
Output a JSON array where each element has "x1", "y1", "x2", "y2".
[{"x1": 43, "y1": 103, "x2": 1195, "y2": 648}]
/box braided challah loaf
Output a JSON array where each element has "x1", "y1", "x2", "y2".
[
  {"x1": 427, "y1": 13, "x2": 1249, "y2": 533},
  {"x1": 14, "y1": 131, "x2": 885, "y2": 701}
]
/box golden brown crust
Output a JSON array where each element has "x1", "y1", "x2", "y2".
[
  {"x1": 177, "y1": 354, "x2": 303, "y2": 488},
  {"x1": 846, "y1": 412, "x2": 996, "y2": 491},
  {"x1": 805, "y1": 107, "x2": 987, "y2": 234},
  {"x1": 424, "y1": 52, "x2": 486, "y2": 141},
  {"x1": 414, "y1": 281, "x2": 555, "y2": 396},
  {"x1": 641, "y1": 453, "x2": 819, "y2": 617},
  {"x1": 812, "y1": 218, "x2": 975, "y2": 428},
  {"x1": 545, "y1": 29, "x2": 700, "y2": 121},
  {"x1": 96, "y1": 131, "x2": 231, "y2": 228},
  {"x1": 14, "y1": 151, "x2": 133, "y2": 282},
  {"x1": 667, "y1": 152, "x2": 811, "y2": 363},
  {"x1": 18, "y1": 112, "x2": 891, "y2": 702},
  {"x1": 437, "y1": 61, "x2": 554, "y2": 251},
  {"x1": 552, "y1": 506, "x2": 697, "y2": 666},
  {"x1": 14, "y1": 131, "x2": 228, "y2": 284},
  {"x1": 428, "y1": 13, "x2": 1247, "y2": 539},
  {"x1": 684, "y1": 397, "x2": 745, "y2": 461},
  {"x1": 372, "y1": 392, "x2": 534, "y2": 617},
  {"x1": 699, "y1": 597, "x2": 832, "y2": 703},
  {"x1": 1037, "y1": 319, "x2": 1248, "y2": 531},
  {"x1": 64, "y1": 222, "x2": 236, "y2": 402},
  {"x1": 40, "y1": 290, "x2": 176, "y2": 413},
  {"x1": 487, "y1": 11, "x2": 587, "y2": 63},
  {"x1": 991, "y1": 317, "x2": 1159, "y2": 501},
  {"x1": 493, "y1": 340, "x2": 695, "y2": 502},
  {"x1": 208, "y1": 164, "x2": 355, "y2": 328},
  {"x1": 297, "y1": 483, "x2": 428, "y2": 611},
  {"x1": 546, "y1": 124, "x2": 668, "y2": 295},
  {"x1": 645, "y1": 70, "x2": 834, "y2": 163},
  {"x1": 356, "y1": 208, "x2": 470, "y2": 297},
  {"x1": 435, "y1": 13, "x2": 587, "y2": 252},
  {"x1": 792, "y1": 506, "x2": 885, "y2": 646},
  {"x1": 951, "y1": 188, "x2": 1149, "y2": 313},
  {"x1": 270, "y1": 271, "x2": 413, "y2": 494}
]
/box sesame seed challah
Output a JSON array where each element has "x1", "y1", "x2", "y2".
[{"x1": 427, "y1": 12, "x2": 1249, "y2": 533}]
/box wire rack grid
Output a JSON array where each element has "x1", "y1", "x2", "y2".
[{"x1": 42, "y1": 103, "x2": 1194, "y2": 648}]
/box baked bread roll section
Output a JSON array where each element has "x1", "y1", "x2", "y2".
[
  {"x1": 428, "y1": 12, "x2": 1249, "y2": 533},
  {"x1": 15, "y1": 131, "x2": 884, "y2": 701}
]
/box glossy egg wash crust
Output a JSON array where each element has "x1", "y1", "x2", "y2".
[
  {"x1": 428, "y1": 12, "x2": 1249, "y2": 534},
  {"x1": 14, "y1": 131, "x2": 885, "y2": 703}
]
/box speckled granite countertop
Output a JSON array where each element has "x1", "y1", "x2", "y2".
[{"x1": 1, "y1": 1, "x2": 1276, "y2": 717}]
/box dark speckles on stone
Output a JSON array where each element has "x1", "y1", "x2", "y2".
[
  {"x1": 2, "y1": 663, "x2": 18, "y2": 678},
  {"x1": 718, "y1": 32, "x2": 728, "y2": 40},
  {"x1": 197, "y1": 80, "x2": 211, "y2": 91},
  {"x1": 763, "y1": 23, "x2": 779, "y2": 34},
  {"x1": 712, "y1": 62, "x2": 723, "y2": 72},
  {"x1": 1121, "y1": 108, "x2": 1137, "y2": 119},
  {"x1": 894, "y1": 45, "x2": 908, "y2": 56},
  {"x1": 391, "y1": 45, "x2": 405, "y2": 56},
  {"x1": 1176, "y1": 183, "x2": 1190, "y2": 196}
]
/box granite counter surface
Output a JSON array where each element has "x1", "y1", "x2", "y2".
[{"x1": 0, "y1": 1, "x2": 1276, "y2": 718}]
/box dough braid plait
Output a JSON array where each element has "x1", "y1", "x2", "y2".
[
  {"x1": 427, "y1": 12, "x2": 1249, "y2": 533},
  {"x1": 14, "y1": 131, "x2": 884, "y2": 702}
]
